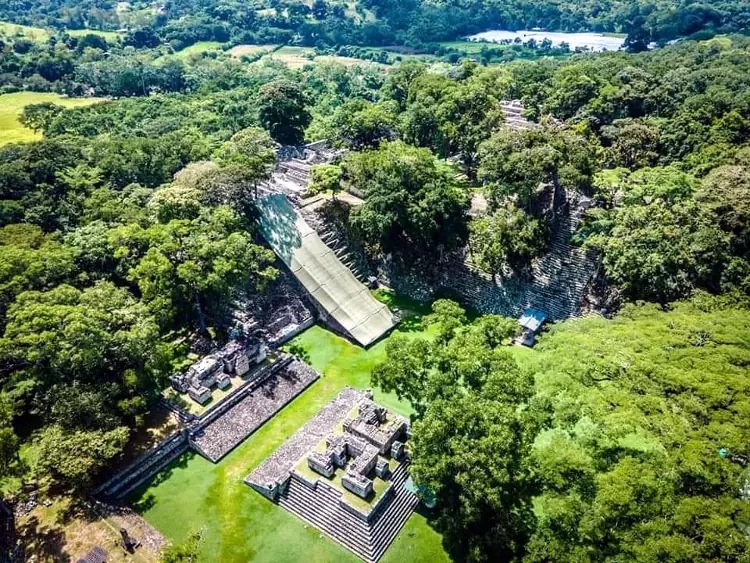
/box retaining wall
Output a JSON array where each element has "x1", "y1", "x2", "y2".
[{"x1": 93, "y1": 429, "x2": 190, "y2": 500}]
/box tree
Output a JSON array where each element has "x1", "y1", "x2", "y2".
[
  {"x1": 343, "y1": 141, "x2": 469, "y2": 263},
  {"x1": 469, "y1": 204, "x2": 547, "y2": 280},
  {"x1": 525, "y1": 297, "x2": 750, "y2": 562},
  {"x1": 0, "y1": 393, "x2": 19, "y2": 479},
  {"x1": 330, "y1": 100, "x2": 398, "y2": 149},
  {"x1": 214, "y1": 127, "x2": 276, "y2": 201},
  {"x1": 34, "y1": 424, "x2": 129, "y2": 490},
  {"x1": 479, "y1": 126, "x2": 597, "y2": 210},
  {"x1": 308, "y1": 164, "x2": 342, "y2": 200},
  {"x1": 19, "y1": 102, "x2": 64, "y2": 134},
  {"x1": 373, "y1": 300, "x2": 537, "y2": 561},
  {"x1": 375, "y1": 297, "x2": 750, "y2": 562},
  {"x1": 584, "y1": 167, "x2": 731, "y2": 302},
  {"x1": 258, "y1": 81, "x2": 312, "y2": 145},
  {"x1": 436, "y1": 80, "x2": 504, "y2": 178},
  {"x1": 0, "y1": 282, "x2": 162, "y2": 425},
  {"x1": 698, "y1": 164, "x2": 750, "y2": 256},
  {"x1": 118, "y1": 207, "x2": 277, "y2": 330},
  {"x1": 0, "y1": 224, "x2": 75, "y2": 320}
]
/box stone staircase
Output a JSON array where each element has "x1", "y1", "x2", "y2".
[
  {"x1": 300, "y1": 207, "x2": 372, "y2": 283},
  {"x1": 277, "y1": 462, "x2": 419, "y2": 562},
  {"x1": 443, "y1": 192, "x2": 599, "y2": 320},
  {"x1": 500, "y1": 100, "x2": 538, "y2": 131}
]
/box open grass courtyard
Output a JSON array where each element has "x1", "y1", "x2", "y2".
[{"x1": 128, "y1": 301, "x2": 451, "y2": 563}]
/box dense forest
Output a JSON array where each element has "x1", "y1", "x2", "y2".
[
  {"x1": 0, "y1": 3, "x2": 749, "y2": 560},
  {"x1": 1, "y1": 0, "x2": 750, "y2": 50}
]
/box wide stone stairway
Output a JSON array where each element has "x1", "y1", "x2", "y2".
[
  {"x1": 277, "y1": 461, "x2": 419, "y2": 562},
  {"x1": 443, "y1": 191, "x2": 599, "y2": 320}
]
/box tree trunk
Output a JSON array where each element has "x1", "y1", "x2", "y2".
[
  {"x1": 551, "y1": 169, "x2": 565, "y2": 213},
  {"x1": 195, "y1": 294, "x2": 207, "y2": 334}
]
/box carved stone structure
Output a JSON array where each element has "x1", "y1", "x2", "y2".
[
  {"x1": 246, "y1": 389, "x2": 420, "y2": 562},
  {"x1": 306, "y1": 400, "x2": 407, "y2": 500},
  {"x1": 170, "y1": 340, "x2": 267, "y2": 404}
]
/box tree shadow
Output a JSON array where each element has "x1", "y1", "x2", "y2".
[
  {"x1": 255, "y1": 193, "x2": 303, "y2": 265},
  {"x1": 18, "y1": 515, "x2": 71, "y2": 563},
  {"x1": 126, "y1": 450, "x2": 196, "y2": 509}
]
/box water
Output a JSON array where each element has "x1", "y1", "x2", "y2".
[{"x1": 466, "y1": 30, "x2": 625, "y2": 52}]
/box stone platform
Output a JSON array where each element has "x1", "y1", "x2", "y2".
[
  {"x1": 245, "y1": 388, "x2": 419, "y2": 562},
  {"x1": 191, "y1": 359, "x2": 320, "y2": 462}
]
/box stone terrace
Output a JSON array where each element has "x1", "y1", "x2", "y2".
[
  {"x1": 245, "y1": 387, "x2": 366, "y2": 494},
  {"x1": 191, "y1": 359, "x2": 320, "y2": 462}
]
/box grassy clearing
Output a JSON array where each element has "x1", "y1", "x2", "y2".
[
  {"x1": 0, "y1": 92, "x2": 105, "y2": 146},
  {"x1": 172, "y1": 41, "x2": 224, "y2": 59},
  {"x1": 228, "y1": 43, "x2": 277, "y2": 58},
  {"x1": 0, "y1": 20, "x2": 49, "y2": 41},
  {"x1": 67, "y1": 28, "x2": 122, "y2": 41},
  {"x1": 128, "y1": 297, "x2": 449, "y2": 562},
  {"x1": 314, "y1": 54, "x2": 381, "y2": 67},
  {"x1": 438, "y1": 40, "x2": 495, "y2": 53},
  {"x1": 263, "y1": 45, "x2": 316, "y2": 69}
]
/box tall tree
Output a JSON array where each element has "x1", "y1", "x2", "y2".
[
  {"x1": 342, "y1": 141, "x2": 469, "y2": 263},
  {"x1": 258, "y1": 80, "x2": 312, "y2": 145}
]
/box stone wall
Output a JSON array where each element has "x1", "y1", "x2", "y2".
[{"x1": 93, "y1": 429, "x2": 190, "y2": 500}]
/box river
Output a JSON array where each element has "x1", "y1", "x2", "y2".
[{"x1": 466, "y1": 30, "x2": 625, "y2": 52}]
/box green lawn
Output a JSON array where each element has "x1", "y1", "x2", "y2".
[
  {"x1": 128, "y1": 312, "x2": 449, "y2": 563},
  {"x1": 0, "y1": 20, "x2": 49, "y2": 41},
  {"x1": 0, "y1": 92, "x2": 105, "y2": 146},
  {"x1": 438, "y1": 40, "x2": 495, "y2": 53},
  {"x1": 66, "y1": 28, "x2": 122, "y2": 41}
]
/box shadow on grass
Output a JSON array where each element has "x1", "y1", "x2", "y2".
[
  {"x1": 18, "y1": 515, "x2": 70, "y2": 563},
  {"x1": 127, "y1": 450, "x2": 198, "y2": 512}
]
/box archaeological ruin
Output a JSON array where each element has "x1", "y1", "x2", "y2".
[{"x1": 245, "y1": 388, "x2": 419, "y2": 562}]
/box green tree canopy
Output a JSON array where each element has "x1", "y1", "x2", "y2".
[
  {"x1": 343, "y1": 141, "x2": 469, "y2": 263},
  {"x1": 258, "y1": 80, "x2": 312, "y2": 145},
  {"x1": 469, "y1": 204, "x2": 547, "y2": 280}
]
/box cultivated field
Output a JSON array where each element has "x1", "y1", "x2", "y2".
[
  {"x1": 262, "y1": 45, "x2": 317, "y2": 69},
  {"x1": 0, "y1": 20, "x2": 121, "y2": 42},
  {"x1": 0, "y1": 92, "x2": 105, "y2": 145},
  {"x1": 228, "y1": 44, "x2": 277, "y2": 58},
  {"x1": 0, "y1": 20, "x2": 49, "y2": 41},
  {"x1": 128, "y1": 295, "x2": 452, "y2": 562}
]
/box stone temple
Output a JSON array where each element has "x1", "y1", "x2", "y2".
[
  {"x1": 245, "y1": 388, "x2": 420, "y2": 562},
  {"x1": 170, "y1": 340, "x2": 267, "y2": 404}
]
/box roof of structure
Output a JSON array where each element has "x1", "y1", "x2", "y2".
[
  {"x1": 256, "y1": 194, "x2": 396, "y2": 346},
  {"x1": 519, "y1": 307, "x2": 547, "y2": 332}
]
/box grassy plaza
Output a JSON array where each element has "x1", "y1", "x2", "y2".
[{"x1": 128, "y1": 315, "x2": 451, "y2": 563}]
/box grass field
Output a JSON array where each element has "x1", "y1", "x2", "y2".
[
  {"x1": 0, "y1": 20, "x2": 49, "y2": 41},
  {"x1": 0, "y1": 92, "x2": 105, "y2": 146},
  {"x1": 67, "y1": 28, "x2": 122, "y2": 41},
  {"x1": 314, "y1": 54, "x2": 382, "y2": 66},
  {"x1": 262, "y1": 45, "x2": 316, "y2": 69},
  {"x1": 228, "y1": 43, "x2": 277, "y2": 58},
  {"x1": 172, "y1": 41, "x2": 223, "y2": 59},
  {"x1": 128, "y1": 296, "x2": 450, "y2": 563},
  {"x1": 439, "y1": 40, "x2": 497, "y2": 53},
  {"x1": 0, "y1": 20, "x2": 120, "y2": 42}
]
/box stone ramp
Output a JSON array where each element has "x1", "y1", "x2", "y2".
[
  {"x1": 191, "y1": 358, "x2": 320, "y2": 462},
  {"x1": 256, "y1": 193, "x2": 397, "y2": 347}
]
